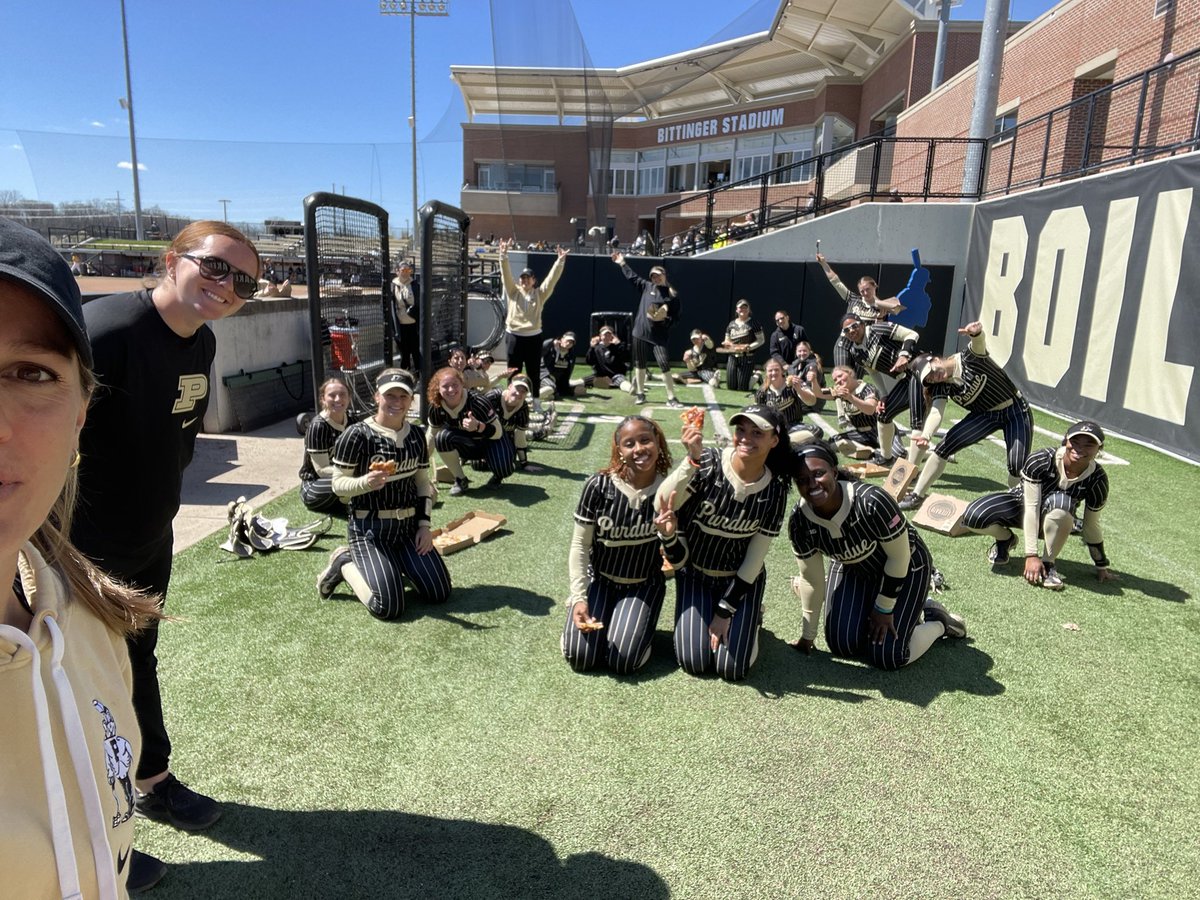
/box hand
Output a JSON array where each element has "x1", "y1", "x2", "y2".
[
  {"x1": 498, "y1": 237, "x2": 511, "y2": 254},
  {"x1": 680, "y1": 423, "x2": 704, "y2": 461},
  {"x1": 832, "y1": 384, "x2": 849, "y2": 399},
  {"x1": 911, "y1": 434, "x2": 929, "y2": 450},
  {"x1": 415, "y1": 525, "x2": 433, "y2": 555},
  {"x1": 708, "y1": 614, "x2": 732, "y2": 652},
  {"x1": 365, "y1": 469, "x2": 388, "y2": 490},
  {"x1": 463, "y1": 413, "x2": 482, "y2": 433},
  {"x1": 867, "y1": 609, "x2": 897, "y2": 645},
  {"x1": 503, "y1": 367, "x2": 519, "y2": 380},
  {"x1": 1023, "y1": 556, "x2": 1046, "y2": 586},
  {"x1": 557, "y1": 246, "x2": 570, "y2": 259},
  {"x1": 815, "y1": 252, "x2": 826, "y2": 265},
  {"x1": 890, "y1": 355, "x2": 910, "y2": 374},
  {"x1": 788, "y1": 637, "x2": 814, "y2": 655},
  {"x1": 1096, "y1": 567, "x2": 1120, "y2": 584},
  {"x1": 654, "y1": 491, "x2": 677, "y2": 539},
  {"x1": 571, "y1": 600, "x2": 593, "y2": 629},
  {"x1": 590, "y1": 335, "x2": 600, "y2": 346},
  {"x1": 959, "y1": 321, "x2": 983, "y2": 337},
  {"x1": 611, "y1": 251, "x2": 625, "y2": 265}
]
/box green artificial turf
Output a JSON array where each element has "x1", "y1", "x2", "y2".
[{"x1": 138, "y1": 384, "x2": 1200, "y2": 899}]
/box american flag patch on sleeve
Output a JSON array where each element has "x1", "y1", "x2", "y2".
[{"x1": 889, "y1": 514, "x2": 903, "y2": 528}]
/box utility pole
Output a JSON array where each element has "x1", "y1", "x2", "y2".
[
  {"x1": 379, "y1": 0, "x2": 449, "y2": 257},
  {"x1": 219, "y1": 199, "x2": 230, "y2": 222},
  {"x1": 118, "y1": 0, "x2": 144, "y2": 239},
  {"x1": 962, "y1": 0, "x2": 1010, "y2": 197}
]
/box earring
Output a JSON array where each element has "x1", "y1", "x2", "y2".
[{"x1": 70, "y1": 450, "x2": 81, "y2": 468}]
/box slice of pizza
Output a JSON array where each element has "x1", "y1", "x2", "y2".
[{"x1": 680, "y1": 406, "x2": 706, "y2": 429}]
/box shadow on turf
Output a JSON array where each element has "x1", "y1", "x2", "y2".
[
  {"x1": 155, "y1": 803, "x2": 669, "y2": 900},
  {"x1": 746, "y1": 629, "x2": 1005, "y2": 707},
  {"x1": 422, "y1": 582, "x2": 557, "y2": 628},
  {"x1": 1052, "y1": 559, "x2": 1189, "y2": 603}
]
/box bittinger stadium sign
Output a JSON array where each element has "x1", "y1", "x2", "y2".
[{"x1": 655, "y1": 107, "x2": 786, "y2": 145}]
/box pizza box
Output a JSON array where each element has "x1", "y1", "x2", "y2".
[
  {"x1": 431, "y1": 510, "x2": 507, "y2": 555},
  {"x1": 435, "y1": 464, "x2": 455, "y2": 484},
  {"x1": 911, "y1": 493, "x2": 972, "y2": 536},
  {"x1": 882, "y1": 458, "x2": 918, "y2": 500},
  {"x1": 843, "y1": 462, "x2": 890, "y2": 478}
]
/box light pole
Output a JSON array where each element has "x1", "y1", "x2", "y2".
[
  {"x1": 219, "y1": 199, "x2": 230, "y2": 222},
  {"x1": 379, "y1": 0, "x2": 449, "y2": 256},
  {"x1": 118, "y1": 0, "x2": 144, "y2": 240}
]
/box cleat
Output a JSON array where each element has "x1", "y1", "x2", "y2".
[
  {"x1": 988, "y1": 534, "x2": 1017, "y2": 566},
  {"x1": 449, "y1": 477, "x2": 470, "y2": 497},
  {"x1": 317, "y1": 546, "x2": 352, "y2": 599},
  {"x1": 1042, "y1": 564, "x2": 1065, "y2": 590},
  {"x1": 634, "y1": 393, "x2": 646, "y2": 406},
  {"x1": 1071, "y1": 516, "x2": 1084, "y2": 535},
  {"x1": 923, "y1": 598, "x2": 966, "y2": 639},
  {"x1": 871, "y1": 451, "x2": 895, "y2": 467},
  {"x1": 897, "y1": 491, "x2": 925, "y2": 511}
]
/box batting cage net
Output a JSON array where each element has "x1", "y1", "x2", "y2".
[
  {"x1": 303, "y1": 192, "x2": 392, "y2": 417},
  {"x1": 418, "y1": 199, "x2": 470, "y2": 387}
]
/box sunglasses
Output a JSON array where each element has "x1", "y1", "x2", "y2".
[
  {"x1": 841, "y1": 324, "x2": 860, "y2": 335},
  {"x1": 180, "y1": 254, "x2": 258, "y2": 300}
]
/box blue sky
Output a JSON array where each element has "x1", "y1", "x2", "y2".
[{"x1": 0, "y1": 0, "x2": 1056, "y2": 231}]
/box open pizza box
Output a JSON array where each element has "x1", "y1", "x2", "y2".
[
  {"x1": 431, "y1": 510, "x2": 507, "y2": 555},
  {"x1": 911, "y1": 493, "x2": 972, "y2": 536},
  {"x1": 843, "y1": 461, "x2": 891, "y2": 478}
]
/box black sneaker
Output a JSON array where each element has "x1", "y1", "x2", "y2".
[
  {"x1": 923, "y1": 598, "x2": 966, "y2": 639},
  {"x1": 126, "y1": 848, "x2": 167, "y2": 894},
  {"x1": 666, "y1": 398, "x2": 683, "y2": 409},
  {"x1": 988, "y1": 534, "x2": 1017, "y2": 566},
  {"x1": 634, "y1": 393, "x2": 646, "y2": 406},
  {"x1": 898, "y1": 491, "x2": 925, "y2": 511},
  {"x1": 449, "y1": 477, "x2": 470, "y2": 497},
  {"x1": 135, "y1": 774, "x2": 221, "y2": 831},
  {"x1": 871, "y1": 451, "x2": 895, "y2": 467},
  {"x1": 486, "y1": 473, "x2": 503, "y2": 488},
  {"x1": 317, "y1": 546, "x2": 352, "y2": 599}
]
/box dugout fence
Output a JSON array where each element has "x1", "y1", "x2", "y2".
[{"x1": 303, "y1": 192, "x2": 392, "y2": 417}]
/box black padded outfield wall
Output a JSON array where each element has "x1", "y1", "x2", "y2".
[
  {"x1": 965, "y1": 154, "x2": 1200, "y2": 462},
  {"x1": 523, "y1": 253, "x2": 954, "y2": 373}
]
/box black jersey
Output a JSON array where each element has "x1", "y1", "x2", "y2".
[
  {"x1": 331, "y1": 420, "x2": 429, "y2": 514},
  {"x1": 624, "y1": 265, "x2": 678, "y2": 344},
  {"x1": 574, "y1": 473, "x2": 663, "y2": 581},
  {"x1": 299, "y1": 412, "x2": 347, "y2": 481},
  {"x1": 586, "y1": 341, "x2": 627, "y2": 377},
  {"x1": 483, "y1": 389, "x2": 530, "y2": 435},
  {"x1": 725, "y1": 318, "x2": 764, "y2": 354},
  {"x1": 770, "y1": 322, "x2": 807, "y2": 363},
  {"x1": 846, "y1": 322, "x2": 916, "y2": 374},
  {"x1": 428, "y1": 390, "x2": 499, "y2": 435},
  {"x1": 789, "y1": 481, "x2": 918, "y2": 575},
  {"x1": 840, "y1": 382, "x2": 880, "y2": 431},
  {"x1": 541, "y1": 338, "x2": 576, "y2": 380},
  {"x1": 926, "y1": 344, "x2": 1021, "y2": 415},
  {"x1": 1018, "y1": 447, "x2": 1109, "y2": 510},
  {"x1": 678, "y1": 448, "x2": 788, "y2": 574},
  {"x1": 755, "y1": 384, "x2": 805, "y2": 428},
  {"x1": 73, "y1": 290, "x2": 216, "y2": 565}
]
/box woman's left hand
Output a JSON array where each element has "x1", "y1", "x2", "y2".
[
  {"x1": 415, "y1": 526, "x2": 434, "y2": 556},
  {"x1": 867, "y1": 609, "x2": 897, "y2": 645},
  {"x1": 708, "y1": 614, "x2": 731, "y2": 652}
]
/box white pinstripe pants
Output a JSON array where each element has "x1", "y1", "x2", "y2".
[{"x1": 347, "y1": 516, "x2": 452, "y2": 620}]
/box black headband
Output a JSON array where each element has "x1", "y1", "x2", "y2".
[{"x1": 793, "y1": 442, "x2": 839, "y2": 468}]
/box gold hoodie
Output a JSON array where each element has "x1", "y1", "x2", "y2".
[{"x1": 1, "y1": 542, "x2": 139, "y2": 899}]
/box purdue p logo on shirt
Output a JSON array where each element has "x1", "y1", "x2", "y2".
[{"x1": 173, "y1": 374, "x2": 208, "y2": 414}]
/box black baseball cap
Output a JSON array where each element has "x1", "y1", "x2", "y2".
[
  {"x1": 0, "y1": 217, "x2": 92, "y2": 368},
  {"x1": 376, "y1": 370, "x2": 415, "y2": 396},
  {"x1": 1065, "y1": 420, "x2": 1104, "y2": 446},
  {"x1": 519, "y1": 267, "x2": 536, "y2": 278},
  {"x1": 730, "y1": 404, "x2": 784, "y2": 435}
]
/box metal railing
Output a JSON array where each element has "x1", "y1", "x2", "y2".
[
  {"x1": 654, "y1": 134, "x2": 988, "y2": 255},
  {"x1": 984, "y1": 46, "x2": 1200, "y2": 197}
]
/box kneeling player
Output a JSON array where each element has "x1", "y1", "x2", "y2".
[{"x1": 961, "y1": 420, "x2": 1116, "y2": 591}]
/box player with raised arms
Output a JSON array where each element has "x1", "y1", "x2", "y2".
[
  {"x1": 612, "y1": 251, "x2": 682, "y2": 408},
  {"x1": 788, "y1": 441, "x2": 966, "y2": 667},
  {"x1": 657, "y1": 404, "x2": 792, "y2": 681},
  {"x1": 319, "y1": 369, "x2": 450, "y2": 619},
  {"x1": 561, "y1": 416, "x2": 687, "y2": 674}
]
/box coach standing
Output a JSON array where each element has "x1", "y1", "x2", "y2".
[
  {"x1": 72, "y1": 221, "x2": 259, "y2": 888},
  {"x1": 498, "y1": 238, "x2": 568, "y2": 409}
]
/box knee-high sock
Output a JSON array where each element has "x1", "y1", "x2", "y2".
[
  {"x1": 440, "y1": 448, "x2": 465, "y2": 479},
  {"x1": 1008, "y1": 471, "x2": 1021, "y2": 488},
  {"x1": 877, "y1": 421, "x2": 896, "y2": 459},
  {"x1": 912, "y1": 454, "x2": 949, "y2": 496},
  {"x1": 636, "y1": 367, "x2": 648, "y2": 394},
  {"x1": 1043, "y1": 508, "x2": 1073, "y2": 562},
  {"x1": 663, "y1": 376, "x2": 678, "y2": 401},
  {"x1": 341, "y1": 560, "x2": 373, "y2": 607},
  {"x1": 906, "y1": 621, "x2": 944, "y2": 664}
]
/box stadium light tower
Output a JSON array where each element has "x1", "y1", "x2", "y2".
[
  {"x1": 118, "y1": 0, "x2": 144, "y2": 240},
  {"x1": 379, "y1": 0, "x2": 449, "y2": 256}
]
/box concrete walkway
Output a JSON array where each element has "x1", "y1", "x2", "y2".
[{"x1": 174, "y1": 418, "x2": 304, "y2": 554}]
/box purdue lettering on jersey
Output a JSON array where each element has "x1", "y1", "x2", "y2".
[
  {"x1": 789, "y1": 482, "x2": 910, "y2": 572},
  {"x1": 680, "y1": 449, "x2": 787, "y2": 574},
  {"x1": 575, "y1": 474, "x2": 663, "y2": 581},
  {"x1": 332, "y1": 421, "x2": 428, "y2": 514},
  {"x1": 172, "y1": 374, "x2": 208, "y2": 413}
]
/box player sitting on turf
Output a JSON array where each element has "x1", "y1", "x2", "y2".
[
  {"x1": 586, "y1": 325, "x2": 634, "y2": 394},
  {"x1": 960, "y1": 420, "x2": 1117, "y2": 591},
  {"x1": 827, "y1": 365, "x2": 881, "y2": 460},
  {"x1": 754, "y1": 358, "x2": 823, "y2": 447},
  {"x1": 539, "y1": 331, "x2": 585, "y2": 405},
  {"x1": 682, "y1": 329, "x2": 720, "y2": 387}
]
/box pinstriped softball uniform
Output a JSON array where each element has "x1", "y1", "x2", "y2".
[
  {"x1": 923, "y1": 345, "x2": 1023, "y2": 416},
  {"x1": 755, "y1": 384, "x2": 806, "y2": 428},
  {"x1": 299, "y1": 414, "x2": 345, "y2": 481},
  {"x1": 562, "y1": 579, "x2": 666, "y2": 674},
  {"x1": 428, "y1": 390, "x2": 499, "y2": 432},
  {"x1": 963, "y1": 447, "x2": 1109, "y2": 530},
  {"x1": 842, "y1": 382, "x2": 879, "y2": 431},
  {"x1": 333, "y1": 420, "x2": 451, "y2": 618},
  {"x1": 788, "y1": 483, "x2": 930, "y2": 670},
  {"x1": 674, "y1": 568, "x2": 765, "y2": 681},
  {"x1": 849, "y1": 322, "x2": 912, "y2": 374},
  {"x1": 482, "y1": 388, "x2": 530, "y2": 434},
  {"x1": 574, "y1": 474, "x2": 665, "y2": 580},
  {"x1": 677, "y1": 449, "x2": 788, "y2": 574}
]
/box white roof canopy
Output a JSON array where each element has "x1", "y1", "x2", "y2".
[{"x1": 451, "y1": 0, "x2": 934, "y2": 122}]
